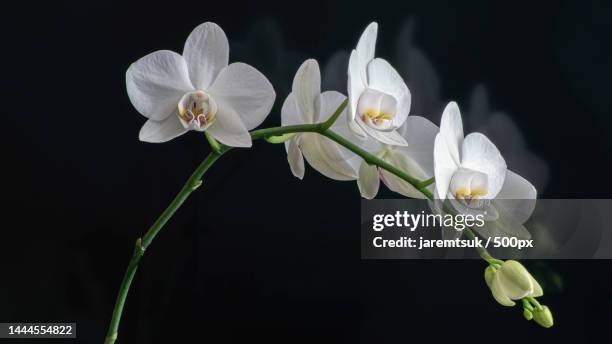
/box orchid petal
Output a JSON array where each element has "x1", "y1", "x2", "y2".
[
  {"x1": 292, "y1": 59, "x2": 320, "y2": 122},
  {"x1": 366, "y1": 58, "x2": 411, "y2": 128},
  {"x1": 357, "y1": 161, "x2": 380, "y2": 199},
  {"x1": 183, "y1": 22, "x2": 229, "y2": 90},
  {"x1": 358, "y1": 121, "x2": 408, "y2": 146},
  {"x1": 287, "y1": 138, "x2": 305, "y2": 179},
  {"x1": 126, "y1": 50, "x2": 192, "y2": 121},
  {"x1": 206, "y1": 99, "x2": 251, "y2": 147},
  {"x1": 433, "y1": 134, "x2": 459, "y2": 199},
  {"x1": 494, "y1": 170, "x2": 537, "y2": 225},
  {"x1": 300, "y1": 134, "x2": 358, "y2": 181},
  {"x1": 348, "y1": 50, "x2": 368, "y2": 124},
  {"x1": 396, "y1": 116, "x2": 439, "y2": 175},
  {"x1": 208, "y1": 62, "x2": 275, "y2": 130},
  {"x1": 355, "y1": 22, "x2": 378, "y2": 86},
  {"x1": 380, "y1": 151, "x2": 428, "y2": 198},
  {"x1": 139, "y1": 115, "x2": 188, "y2": 143},
  {"x1": 319, "y1": 91, "x2": 361, "y2": 171},
  {"x1": 461, "y1": 133, "x2": 507, "y2": 199},
  {"x1": 439, "y1": 101, "x2": 464, "y2": 166},
  {"x1": 281, "y1": 93, "x2": 301, "y2": 126},
  {"x1": 348, "y1": 113, "x2": 368, "y2": 138}
]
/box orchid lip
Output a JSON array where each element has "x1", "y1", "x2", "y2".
[
  {"x1": 177, "y1": 90, "x2": 218, "y2": 131},
  {"x1": 450, "y1": 167, "x2": 490, "y2": 208},
  {"x1": 356, "y1": 88, "x2": 397, "y2": 131}
]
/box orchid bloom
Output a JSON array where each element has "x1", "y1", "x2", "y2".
[
  {"x1": 282, "y1": 59, "x2": 360, "y2": 180},
  {"x1": 347, "y1": 22, "x2": 412, "y2": 146},
  {"x1": 126, "y1": 22, "x2": 275, "y2": 147},
  {"x1": 357, "y1": 116, "x2": 438, "y2": 199},
  {"x1": 434, "y1": 101, "x2": 537, "y2": 238}
]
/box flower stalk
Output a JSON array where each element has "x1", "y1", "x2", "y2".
[
  {"x1": 104, "y1": 150, "x2": 225, "y2": 344},
  {"x1": 106, "y1": 100, "x2": 549, "y2": 343}
]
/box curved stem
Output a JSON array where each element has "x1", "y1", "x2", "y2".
[
  {"x1": 104, "y1": 150, "x2": 226, "y2": 344},
  {"x1": 106, "y1": 102, "x2": 507, "y2": 342}
]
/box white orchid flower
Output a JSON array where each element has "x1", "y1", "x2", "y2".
[
  {"x1": 434, "y1": 101, "x2": 508, "y2": 204},
  {"x1": 282, "y1": 59, "x2": 360, "y2": 180},
  {"x1": 347, "y1": 22, "x2": 412, "y2": 146},
  {"x1": 126, "y1": 22, "x2": 276, "y2": 147},
  {"x1": 434, "y1": 101, "x2": 537, "y2": 238},
  {"x1": 357, "y1": 116, "x2": 438, "y2": 199}
]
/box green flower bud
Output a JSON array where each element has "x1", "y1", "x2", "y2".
[
  {"x1": 484, "y1": 265, "x2": 496, "y2": 288},
  {"x1": 523, "y1": 308, "x2": 533, "y2": 321},
  {"x1": 533, "y1": 305, "x2": 554, "y2": 328},
  {"x1": 485, "y1": 260, "x2": 543, "y2": 307}
]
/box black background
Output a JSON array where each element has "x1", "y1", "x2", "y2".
[{"x1": 1, "y1": 0, "x2": 611, "y2": 343}]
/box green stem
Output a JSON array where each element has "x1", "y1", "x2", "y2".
[
  {"x1": 204, "y1": 132, "x2": 222, "y2": 154},
  {"x1": 416, "y1": 177, "x2": 435, "y2": 189},
  {"x1": 104, "y1": 150, "x2": 225, "y2": 344},
  {"x1": 320, "y1": 98, "x2": 348, "y2": 131},
  {"x1": 527, "y1": 296, "x2": 543, "y2": 310},
  {"x1": 522, "y1": 298, "x2": 535, "y2": 312},
  {"x1": 106, "y1": 101, "x2": 506, "y2": 342},
  {"x1": 321, "y1": 130, "x2": 422, "y2": 186}
]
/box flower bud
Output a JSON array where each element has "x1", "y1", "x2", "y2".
[
  {"x1": 484, "y1": 265, "x2": 496, "y2": 288},
  {"x1": 523, "y1": 308, "x2": 533, "y2": 321},
  {"x1": 485, "y1": 260, "x2": 543, "y2": 307},
  {"x1": 533, "y1": 305, "x2": 554, "y2": 328}
]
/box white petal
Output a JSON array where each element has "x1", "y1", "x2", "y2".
[
  {"x1": 281, "y1": 93, "x2": 301, "y2": 126},
  {"x1": 300, "y1": 134, "x2": 358, "y2": 181},
  {"x1": 496, "y1": 170, "x2": 537, "y2": 200},
  {"x1": 396, "y1": 116, "x2": 439, "y2": 175},
  {"x1": 380, "y1": 151, "x2": 428, "y2": 198},
  {"x1": 287, "y1": 138, "x2": 305, "y2": 179},
  {"x1": 355, "y1": 22, "x2": 378, "y2": 84},
  {"x1": 348, "y1": 115, "x2": 368, "y2": 138},
  {"x1": 126, "y1": 50, "x2": 193, "y2": 121},
  {"x1": 183, "y1": 22, "x2": 229, "y2": 90},
  {"x1": 292, "y1": 59, "x2": 320, "y2": 122},
  {"x1": 208, "y1": 63, "x2": 276, "y2": 130},
  {"x1": 433, "y1": 134, "x2": 459, "y2": 200},
  {"x1": 494, "y1": 170, "x2": 537, "y2": 225},
  {"x1": 323, "y1": 92, "x2": 371, "y2": 172},
  {"x1": 348, "y1": 50, "x2": 367, "y2": 123},
  {"x1": 439, "y1": 101, "x2": 464, "y2": 166},
  {"x1": 206, "y1": 100, "x2": 251, "y2": 147},
  {"x1": 357, "y1": 161, "x2": 380, "y2": 199},
  {"x1": 320, "y1": 91, "x2": 362, "y2": 170},
  {"x1": 475, "y1": 209, "x2": 532, "y2": 240},
  {"x1": 139, "y1": 115, "x2": 188, "y2": 143},
  {"x1": 366, "y1": 58, "x2": 411, "y2": 128},
  {"x1": 358, "y1": 121, "x2": 408, "y2": 146},
  {"x1": 319, "y1": 91, "x2": 346, "y2": 122},
  {"x1": 461, "y1": 133, "x2": 507, "y2": 199},
  {"x1": 334, "y1": 113, "x2": 379, "y2": 153}
]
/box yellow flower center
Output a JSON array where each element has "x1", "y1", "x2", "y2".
[
  {"x1": 177, "y1": 90, "x2": 217, "y2": 130},
  {"x1": 357, "y1": 88, "x2": 397, "y2": 131}
]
